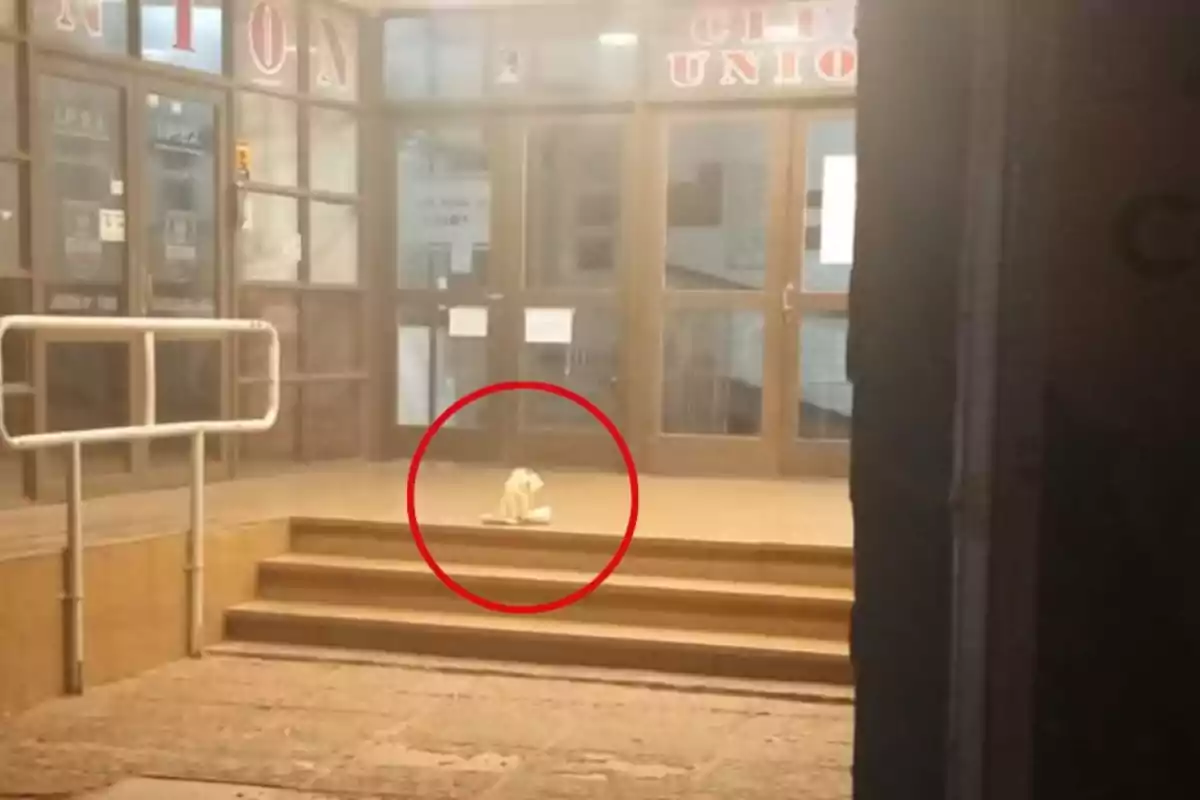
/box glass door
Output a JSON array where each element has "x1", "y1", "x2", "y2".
[
  {"x1": 135, "y1": 80, "x2": 229, "y2": 479},
  {"x1": 642, "y1": 112, "x2": 794, "y2": 476},
  {"x1": 779, "y1": 111, "x2": 855, "y2": 476},
  {"x1": 497, "y1": 114, "x2": 633, "y2": 469}
]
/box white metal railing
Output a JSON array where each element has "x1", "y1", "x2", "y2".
[{"x1": 0, "y1": 315, "x2": 281, "y2": 695}]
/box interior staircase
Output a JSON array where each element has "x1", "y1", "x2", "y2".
[{"x1": 219, "y1": 518, "x2": 855, "y2": 685}]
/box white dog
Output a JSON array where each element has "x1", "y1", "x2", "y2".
[{"x1": 481, "y1": 468, "x2": 552, "y2": 525}]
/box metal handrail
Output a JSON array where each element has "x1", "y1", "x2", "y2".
[{"x1": 0, "y1": 315, "x2": 281, "y2": 695}]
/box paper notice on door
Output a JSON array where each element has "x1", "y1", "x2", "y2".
[
  {"x1": 450, "y1": 242, "x2": 474, "y2": 275},
  {"x1": 819, "y1": 155, "x2": 857, "y2": 266},
  {"x1": 448, "y1": 306, "x2": 488, "y2": 338},
  {"x1": 524, "y1": 307, "x2": 574, "y2": 344},
  {"x1": 98, "y1": 209, "x2": 126, "y2": 242}
]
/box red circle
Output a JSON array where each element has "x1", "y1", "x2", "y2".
[{"x1": 405, "y1": 381, "x2": 639, "y2": 615}]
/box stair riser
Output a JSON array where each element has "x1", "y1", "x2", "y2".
[
  {"x1": 225, "y1": 612, "x2": 854, "y2": 686},
  {"x1": 257, "y1": 565, "x2": 852, "y2": 641},
  {"x1": 291, "y1": 529, "x2": 854, "y2": 590}
]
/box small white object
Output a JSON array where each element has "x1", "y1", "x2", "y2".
[
  {"x1": 524, "y1": 307, "x2": 574, "y2": 345},
  {"x1": 110, "y1": 179, "x2": 124, "y2": 196},
  {"x1": 98, "y1": 209, "x2": 126, "y2": 243},
  {"x1": 450, "y1": 242, "x2": 474, "y2": 275},
  {"x1": 481, "y1": 468, "x2": 552, "y2": 525},
  {"x1": 436, "y1": 275, "x2": 449, "y2": 290},
  {"x1": 170, "y1": 100, "x2": 183, "y2": 115},
  {"x1": 448, "y1": 306, "x2": 488, "y2": 338},
  {"x1": 819, "y1": 155, "x2": 857, "y2": 266},
  {"x1": 146, "y1": 94, "x2": 160, "y2": 108},
  {"x1": 0, "y1": 209, "x2": 12, "y2": 221}
]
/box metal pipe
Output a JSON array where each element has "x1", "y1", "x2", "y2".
[
  {"x1": 187, "y1": 431, "x2": 205, "y2": 657},
  {"x1": 65, "y1": 441, "x2": 84, "y2": 695},
  {"x1": 143, "y1": 332, "x2": 156, "y2": 426}
]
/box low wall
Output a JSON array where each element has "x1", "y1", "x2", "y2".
[{"x1": 0, "y1": 519, "x2": 290, "y2": 716}]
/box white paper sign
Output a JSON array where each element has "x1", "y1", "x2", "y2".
[
  {"x1": 450, "y1": 242, "x2": 474, "y2": 275},
  {"x1": 110, "y1": 179, "x2": 124, "y2": 197},
  {"x1": 448, "y1": 306, "x2": 488, "y2": 338},
  {"x1": 819, "y1": 155, "x2": 857, "y2": 266},
  {"x1": 396, "y1": 325, "x2": 431, "y2": 425},
  {"x1": 98, "y1": 209, "x2": 126, "y2": 243},
  {"x1": 524, "y1": 307, "x2": 574, "y2": 344}
]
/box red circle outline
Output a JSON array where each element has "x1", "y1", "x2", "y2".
[{"x1": 405, "y1": 381, "x2": 640, "y2": 615}]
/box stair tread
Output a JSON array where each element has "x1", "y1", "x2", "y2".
[
  {"x1": 229, "y1": 599, "x2": 851, "y2": 657},
  {"x1": 264, "y1": 552, "x2": 855, "y2": 603}
]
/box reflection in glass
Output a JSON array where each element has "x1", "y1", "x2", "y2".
[
  {"x1": 33, "y1": 0, "x2": 128, "y2": 55},
  {"x1": 801, "y1": 117, "x2": 857, "y2": 293},
  {"x1": 140, "y1": 0, "x2": 223, "y2": 73},
  {"x1": 238, "y1": 193, "x2": 299, "y2": 282},
  {"x1": 665, "y1": 120, "x2": 768, "y2": 290},
  {"x1": 520, "y1": 307, "x2": 619, "y2": 430},
  {"x1": 662, "y1": 309, "x2": 763, "y2": 435},
  {"x1": 396, "y1": 128, "x2": 490, "y2": 290},
  {"x1": 525, "y1": 122, "x2": 622, "y2": 289},
  {"x1": 396, "y1": 308, "x2": 487, "y2": 428},
  {"x1": 490, "y1": 8, "x2": 637, "y2": 98},
  {"x1": 309, "y1": 106, "x2": 357, "y2": 194},
  {"x1": 309, "y1": 201, "x2": 357, "y2": 285},
  {"x1": 384, "y1": 15, "x2": 486, "y2": 100},
  {"x1": 798, "y1": 312, "x2": 853, "y2": 440},
  {"x1": 236, "y1": 93, "x2": 297, "y2": 186}
]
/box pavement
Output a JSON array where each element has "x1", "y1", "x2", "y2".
[{"x1": 0, "y1": 655, "x2": 853, "y2": 799}]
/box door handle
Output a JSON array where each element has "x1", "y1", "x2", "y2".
[{"x1": 782, "y1": 282, "x2": 796, "y2": 314}]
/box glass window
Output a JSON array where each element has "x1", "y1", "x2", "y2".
[
  {"x1": 798, "y1": 311, "x2": 852, "y2": 439},
  {"x1": 396, "y1": 306, "x2": 488, "y2": 428},
  {"x1": 234, "y1": 0, "x2": 298, "y2": 90},
  {"x1": 145, "y1": 93, "x2": 218, "y2": 316},
  {"x1": 41, "y1": 75, "x2": 126, "y2": 313},
  {"x1": 662, "y1": 309, "x2": 764, "y2": 435},
  {"x1": 236, "y1": 92, "x2": 297, "y2": 186},
  {"x1": 665, "y1": 119, "x2": 768, "y2": 291},
  {"x1": 302, "y1": 294, "x2": 360, "y2": 372},
  {"x1": 0, "y1": 44, "x2": 18, "y2": 153},
  {"x1": 238, "y1": 193, "x2": 299, "y2": 282},
  {"x1": 140, "y1": 0, "x2": 223, "y2": 73},
  {"x1": 384, "y1": 14, "x2": 486, "y2": 100},
  {"x1": 801, "y1": 116, "x2": 856, "y2": 293},
  {"x1": 0, "y1": 164, "x2": 25, "y2": 274},
  {"x1": 520, "y1": 306, "x2": 620, "y2": 430},
  {"x1": 33, "y1": 0, "x2": 128, "y2": 55},
  {"x1": 309, "y1": 106, "x2": 357, "y2": 195},
  {"x1": 647, "y1": 0, "x2": 858, "y2": 97},
  {"x1": 309, "y1": 3, "x2": 358, "y2": 101},
  {"x1": 302, "y1": 383, "x2": 360, "y2": 459},
  {"x1": 309, "y1": 201, "x2": 357, "y2": 285},
  {"x1": 396, "y1": 127, "x2": 491, "y2": 290}
]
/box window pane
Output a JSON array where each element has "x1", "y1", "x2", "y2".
[
  {"x1": 41, "y1": 76, "x2": 126, "y2": 313},
  {"x1": 302, "y1": 294, "x2": 360, "y2": 373},
  {"x1": 238, "y1": 287, "x2": 298, "y2": 376},
  {"x1": 145, "y1": 93, "x2": 218, "y2": 316},
  {"x1": 302, "y1": 383, "x2": 360, "y2": 459},
  {"x1": 520, "y1": 306, "x2": 620, "y2": 430},
  {"x1": 396, "y1": 307, "x2": 488, "y2": 427},
  {"x1": 0, "y1": 164, "x2": 26, "y2": 274},
  {"x1": 33, "y1": 0, "x2": 128, "y2": 55},
  {"x1": 665, "y1": 120, "x2": 768, "y2": 290},
  {"x1": 525, "y1": 121, "x2": 623, "y2": 289},
  {"x1": 236, "y1": 92, "x2": 297, "y2": 186},
  {"x1": 234, "y1": 0, "x2": 298, "y2": 90},
  {"x1": 140, "y1": 0, "x2": 223, "y2": 73},
  {"x1": 662, "y1": 309, "x2": 763, "y2": 436},
  {"x1": 0, "y1": 44, "x2": 18, "y2": 153},
  {"x1": 309, "y1": 201, "x2": 357, "y2": 285},
  {"x1": 798, "y1": 311, "x2": 852, "y2": 440},
  {"x1": 801, "y1": 117, "x2": 856, "y2": 293},
  {"x1": 238, "y1": 193, "x2": 299, "y2": 281},
  {"x1": 384, "y1": 14, "x2": 486, "y2": 100},
  {"x1": 309, "y1": 3, "x2": 358, "y2": 101},
  {"x1": 396, "y1": 127, "x2": 491, "y2": 290},
  {"x1": 309, "y1": 106, "x2": 357, "y2": 194}
]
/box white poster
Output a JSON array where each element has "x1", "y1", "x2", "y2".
[
  {"x1": 819, "y1": 155, "x2": 857, "y2": 266},
  {"x1": 524, "y1": 307, "x2": 575, "y2": 344},
  {"x1": 396, "y1": 325, "x2": 431, "y2": 425},
  {"x1": 98, "y1": 208, "x2": 126, "y2": 243},
  {"x1": 448, "y1": 306, "x2": 488, "y2": 338},
  {"x1": 450, "y1": 242, "x2": 474, "y2": 275},
  {"x1": 402, "y1": 178, "x2": 491, "y2": 246}
]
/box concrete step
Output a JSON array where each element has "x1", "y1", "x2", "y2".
[
  {"x1": 224, "y1": 601, "x2": 852, "y2": 685},
  {"x1": 256, "y1": 553, "x2": 852, "y2": 640},
  {"x1": 290, "y1": 518, "x2": 854, "y2": 589}
]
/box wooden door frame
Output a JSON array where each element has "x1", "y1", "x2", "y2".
[{"x1": 637, "y1": 108, "x2": 794, "y2": 477}]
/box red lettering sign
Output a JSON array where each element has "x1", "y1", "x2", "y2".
[
  {"x1": 174, "y1": 0, "x2": 194, "y2": 51},
  {"x1": 55, "y1": 0, "x2": 103, "y2": 37},
  {"x1": 815, "y1": 45, "x2": 857, "y2": 82},
  {"x1": 248, "y1": 0, "x2": 288, "y2": 76},
  {"x1": 314, "y1": 15, "x2": 349, "y2": 89},
  {"x1": 667, "y1": 51, "x2": 711, "y2": 89},
  {"x1": 719, "y1": 50, "x2": 760, "y2": 86}
]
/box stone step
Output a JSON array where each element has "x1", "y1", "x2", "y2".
[
  {"x1": 224, "y1": 601, "x2": 853, "y2": 685},
  {"x1": 290, "y1": 518, "x2": 854, "y2": 589},
  {"x1": 257, "y1": 553, "x2": 853, "y2": 641}
]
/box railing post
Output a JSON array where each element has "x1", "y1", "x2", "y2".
[
  {"x1": 187, "y1": 430, "x2": 205, "y2": 657},
  {"x1": 143, "y1": 332, "x2": 156, "y2": 426},
  {"x1": 65, "y1": 441, "x2": 84, "y2": 695}
]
